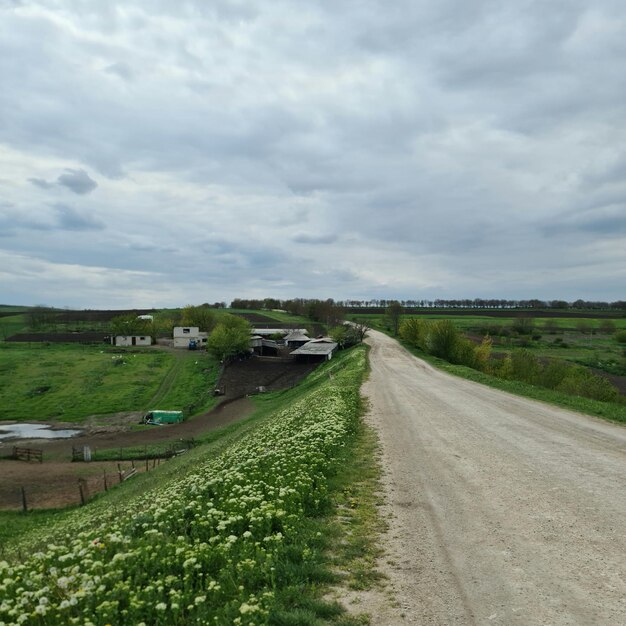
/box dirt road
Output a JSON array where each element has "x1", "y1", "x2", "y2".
[{"x1": 358, "y1": 330, "x2": 626, "y2": 625}]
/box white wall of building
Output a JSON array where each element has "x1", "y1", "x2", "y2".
[{"x1": 112, "y1": 335, "x2": 152, "y2": 347}]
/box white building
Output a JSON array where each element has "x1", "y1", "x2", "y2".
[
  {"x1": 111, "y1": 335, "x2": 152, "y2": 347},
  {"x1": 173, "y1": 326, "x2": 208, "y2": 348}
]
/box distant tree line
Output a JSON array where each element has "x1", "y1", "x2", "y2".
[
  {"x1": 232, "y1": 297, "x2": 626, "y2": 312},
  {"x1": 343, "y1": 298, "x2": 626, "y2": 311}
]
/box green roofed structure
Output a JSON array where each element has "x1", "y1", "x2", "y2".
[{"x1": 143, "y1": 410, "x2": 184, "y2": 424}]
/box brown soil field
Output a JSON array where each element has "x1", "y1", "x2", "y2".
[
  {"x1": 6, "y1": 332, "x2": 109, "y2": 343},
  {"x1": 0, "y1": 459, "x2": 154, "y2": 511},
  {"x1": 219, "y1": 356, "x2": 319, "y2": 399},
  {"x1": 0, "y1": 398, "x2": 254, "y2": 510},
  {"x1": 56, "y1": 309, "x2": 157, "y2": 322},
  {"x1": 232, "y1": 312, "x2": 282, "y2": 324}
]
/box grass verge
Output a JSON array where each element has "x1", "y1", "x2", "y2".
[{"x1": 393, "y1": 334, "x2": 626, "y2": 424}]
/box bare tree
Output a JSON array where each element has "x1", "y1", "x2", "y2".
[{"x1": 349, "y1": 319, "x2": 370, "y2": 343}]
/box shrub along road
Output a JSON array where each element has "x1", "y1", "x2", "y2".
[{"x1": 359, "y1": 329, "x2": 626, "y2": 625}]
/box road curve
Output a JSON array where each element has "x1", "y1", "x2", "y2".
[{"x1": 360, "y1": 330, "x2": 626, "y2": 625}]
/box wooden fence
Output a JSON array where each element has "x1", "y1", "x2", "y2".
[
  {"x1": 72, "y1": 439, "x2": 195, "y2": 462},
  {"x1": 12, "y1": 447, "x2": 43, "y2": 463}
]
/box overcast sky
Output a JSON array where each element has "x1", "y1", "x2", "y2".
[{"x1": 1, "y1": 0, "x2": 625, "y2": 308}]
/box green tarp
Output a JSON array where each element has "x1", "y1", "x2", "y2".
[{"x1": 144, "y1": 410, "x2": 183, "y2": 424}]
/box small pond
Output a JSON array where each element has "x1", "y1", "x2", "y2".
[{"x1": 0, "y1": 423, "x2": 82, "y2": 441}]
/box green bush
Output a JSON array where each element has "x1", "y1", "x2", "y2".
[
  {"x1": 557, "y1": 367, "x2": 619, "y2": 402},
  {"x1": 399, "y1": 318, "x2": 424, "y2": 348},
  {"x1": 512, "y1": 317, "x2": 534, "y2": 335},
  {"x1": 599, "y1": 320, "x2": 616, "y2": 334},
  {"x1": 510, "y1": 349, "x2": 541, "y2": 385},
  {"x1": 541, "y1": 359, "x2": 572, "y2": 390},
  {"x1": 426, "y1": 320, "x2": 461, "y2": 361},
  {"x1": 474, "y1": 336, "x2": 493, "y2": 372},
  {"x1": 615, "y1": 330, "x2": 626, "y2": 344},
  {"x1": 452, "y1": 337, "x2": 479, "y2": 368}
]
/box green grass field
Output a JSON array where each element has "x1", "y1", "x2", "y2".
[
  {"x1": 0, "y1": 313, "x2": 28, "y2": 339},
  {"x1": 0, "y1": 344, "x2": 219, "y2": 422}
]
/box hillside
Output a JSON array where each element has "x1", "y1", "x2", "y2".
[{"x1": 0, "y1": 346, "x2": 370, "y2": 624}]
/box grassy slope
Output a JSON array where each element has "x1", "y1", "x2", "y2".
[
  {"x1": 0, "y1": 346, "x2": 379, "y2": 625},
  {"x1": 0, "y1": 313, "x2": 27, "y2": 339},
  {"x1": 0, "y1": 344, "x2": 219, "y2": 422},
  {"x1": 1, "y1": 347, "x2": 367, "y2": 549}
]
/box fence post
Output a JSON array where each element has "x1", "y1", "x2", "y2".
[
  {"x1": 117, "y1": 463, "x2": 123, "y2": 483},
  {"x1": 103, "y1": 470, "x2": 108, "y2": 492},
  {"x1": 78, "y1": 479, "x2": 86, "y2": 506},
  {"x1": 21, "y1": 486, "x2": 27, "y2": 513}
]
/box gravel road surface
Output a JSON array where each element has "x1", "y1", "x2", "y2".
[{"x1": 358, "y1": 330, "x2": 626, "y2": 625}]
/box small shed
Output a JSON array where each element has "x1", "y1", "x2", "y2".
[
  {"x1": 112, "y1": 335, "x2": 152, "y2": 347},
  {"x1": 250, "y1": 336, "x2": 279, "y2": 356},
  {"x1": 143, "y1": 410, "x2": 183, "y2": 424}
]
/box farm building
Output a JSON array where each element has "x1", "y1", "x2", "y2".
[
  {"x1": 250, "y1": 335, "x2": 280, "y2": 356},
  {"x1": 173, "y1": 326, "x2": 208, "y2": 348},
  {"x1": 111, "y1": 335, "x2": 152, "y2": 347},
  {"x1": 284, "y1": 330, "x2": 310, "y2": 348},
  {"x1": 251, "y1": 328, "x2": 308, "y2": 339},
  {"x1": 290, "y1": 337, "x2": 338, "y2": 361}
]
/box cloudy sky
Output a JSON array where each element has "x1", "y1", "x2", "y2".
[{"x1": 1, "y1": 0, "x2": 625, "y2": 308}]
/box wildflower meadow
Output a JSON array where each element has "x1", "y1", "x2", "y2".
[{"x1": 0, "y1": 347, "x2": 367, "y2": 625}]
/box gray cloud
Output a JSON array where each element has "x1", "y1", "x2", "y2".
[
  {"x1": 53, "y1": 204, "x2": 104, "y2": 231},
  {"x1": 1, "y1": 0, "x2": 625, "y2": 306},
  {"x1": 57, "y1": 169, "x2": 98, "y2": 195},
  {"x1": 28, "y1": 177, "x2": 55, "y2": 189},
  {"x1": 104, "y1": 62, "x2": 133, "y2": 81},
  {"x1": 291, "y1": 233, "x2": 338, "y2": 245}
]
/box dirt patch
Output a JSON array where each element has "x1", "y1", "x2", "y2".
[
  {"x1": 0, "y1": 460, "x2": 153, "y2": 511},
  {"x1": 0, "y1": 398, "x2": 255, "y2": 510},
  {"x1": 219, "y1": 356, "x2": 319, "y2": 399},
  {"x1": 6, "y1": 332, "x2": 109, "y2": 343}
]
